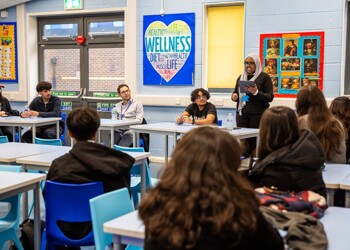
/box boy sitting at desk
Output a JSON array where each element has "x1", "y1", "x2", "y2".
[
  {"x1": 20, "y1": 81, "x2": 64, "y2": 143},
  {"x1": 46, "y1": 107, "x2": 135, "y2": 247}
]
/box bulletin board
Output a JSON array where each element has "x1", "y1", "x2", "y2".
[
  {"x1": 260, "y1": 31, "x2": 324, "y2": 97},
  {"x1": 0, "y1": 22, "x2": 17, "y2": 83}
]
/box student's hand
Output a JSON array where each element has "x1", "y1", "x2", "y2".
[
  {"x1": 231, "y1": 93, "x2": 238, "y2": 101},
  {"x1": 247, "y1": 84, "x2": 258, "y2": 94},
  {"x1": 176, "y1": 116, "x2": 183, "y2": 124},
  {"x1": 29, "y1": 110, "x2": 39, "y2": 117},
  {"x1": 21, "y1": 111, "x2": 30, "y2": 118},
  {"x1": 183, "y1": 117, "x2": 192, "y2": 124},
  {"x1": 0, "y1": 111, "x2": 5, "y2": 116}
]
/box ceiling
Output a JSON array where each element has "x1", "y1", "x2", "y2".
[{"x1": 0, "y1": 0, "x2": 32, "y2": 11}]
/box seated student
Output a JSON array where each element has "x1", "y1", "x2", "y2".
[
  {"x1": 21, "y1": 81, "x2": 64, "y2": 143},
  {"x1": 296, "y1": 85, "x2": 346, "y2": 163},
  {"x1": 248, "y1": 106, "x2": 327, "y2": 198},
  {"x1": 113, "y1": 84, "x2": 144, "y2": 147},
  {"x1": 0, "y1": 85, "x2": 19, "y2": 141},
  {"x1": 175, "y1": 88, "x2": 218, "y2": 125},
  {"x1": 46, "y1": 107, "x2": 135, "y2": 247},
  {"x1": 139, "y1": 127, "x2": 283, "y2": 250},
  {"x1": 330, "y1": 96, "x2": 350, "y2": 163}
]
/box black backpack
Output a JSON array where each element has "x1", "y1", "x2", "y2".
[{"x1": 9, "y1": 219, "x2": 45, "y2": 250}]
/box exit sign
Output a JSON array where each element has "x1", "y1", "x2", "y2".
[{"x1": 64, "y1": 0, "x2": 83, "y2": 10}]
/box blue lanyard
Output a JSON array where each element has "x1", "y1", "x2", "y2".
[{"x1": 120, "y1": 100, "x2": 132, "y2": 119}]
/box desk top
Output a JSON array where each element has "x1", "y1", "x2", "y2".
[
  {"x1": 104, "y1": 210, "x2": 144, "y2": 239},
  {"x1": 322, "y1": 164, "x2": 350, "y2": 189},
  {"x1": 16, "y1": 147, "x2": 149, "y2": 167},
  {"x1": 0, "y1": 171, "x2": 46, "y2": 196},
  {"x1": 0, "y1": 142, "x2": 70, "y2": 163},
  {"x1": 131, "y1": 122, "x2": 226, "y2": 134},
  {"x1": 100, "y1": 119, "x2": 141, "y2": 128},
  {"x1": 320, "y1": 206, "x2": 350, "y2": 250},
  {"x1": 0, "y1": 116, "x2": 61, "y2": 125}
]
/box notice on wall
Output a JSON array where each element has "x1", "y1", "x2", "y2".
[
  {"x1": 143, "y1": 13, "x2": 195, "y2": 86},
  {"x1": 0, "y1": 22, "x2": 17, "y2": 83},
  {"x1": 260, "y1": 32, "x2": 324, "y2": 97}
]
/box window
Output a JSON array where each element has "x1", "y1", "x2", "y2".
[{"x1": 205, "y1": 4, "x2": 245, "y2": 93}]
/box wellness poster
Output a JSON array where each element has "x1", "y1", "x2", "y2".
[
  {"x1": 0, "y1": 22, "x2": 17, "y2": 82},
  {"x1": 143, "y1": 13, "x2": 195, "y2": 86},
  {"x1": 260, "y1": 32, "x2": 324, "y2": 97}
]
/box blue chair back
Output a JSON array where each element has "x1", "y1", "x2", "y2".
[
  {"x1": 0, "y1": 135, "x2": 9, "y2": 143},
  {"x1": 43, "y1": 181, "x2": 104, "y2": 248},
  {"x1": 60, "y1": 113, "x2": 67, "y2": 146},
  {"x1": 0, "y1": 165, "x2": 23, "y2": 250},
  {"x1": 34, "y1": 137, "x2": 62, "y2": 146},
  {"x1": 89, "y1": 188, "x2": 136, "y2": 250}
]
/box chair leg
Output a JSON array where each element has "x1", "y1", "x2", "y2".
[
  {"x1": 0, "y1": 229, "x2": 24, "y2": 250},
  {"x1": 40, "y1": 229, "x2": 47, "y2": 250}
]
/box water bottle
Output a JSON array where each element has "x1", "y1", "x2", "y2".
[
  {"x1": 227, "y1": 112, "x2": 234, "y2": 131},
  {"x1": 111, "y1": 105, "x2": 119, "y2": 120},
  {"x1": 24, "y1": 105, "x2": 30, "y2": 118}
]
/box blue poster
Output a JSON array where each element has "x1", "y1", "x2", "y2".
[{"x1": 143, "y1": 13, "x2": 195, "y2": 86}]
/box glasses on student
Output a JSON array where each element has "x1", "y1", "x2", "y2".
[
  {"x1": 244, "y1": 61, "x2": 255, "y2": 66},
  {"x1": 196, "y1": 96, "x2": 207, "y2": 100},
  {"x1": 120, "y1": 89, "x2": 130, "y2": 95}
]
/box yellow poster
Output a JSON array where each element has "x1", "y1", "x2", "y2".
[{"x1": 0, "y1": 23, "x2": 17, "y2": 82}]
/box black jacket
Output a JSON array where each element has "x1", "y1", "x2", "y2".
[
  {"x1": 47, "y1": 140, "x2": 135, "y2": 193},
  {"x1": 0, "y1": 97, "x2": 19, "y2": 116},
  {"x1": 248, "y1": 130, "x2": 327, "y2": 198}
]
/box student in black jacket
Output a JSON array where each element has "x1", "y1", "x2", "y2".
[{"x1": 0, "y1": 85, "x2": 19, "y2": 141}]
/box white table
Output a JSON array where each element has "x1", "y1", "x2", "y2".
[
  {"x1": 16, "y1": 149, "x2": 150, "y2": 198},
  {"x1": 0, "y1": 142, "x2": 68, "y2": 163},
  {"x1": 131, "y1": 122, "x2": 259, "y2": 164},
  {"x1": 104, "y1": 206, "x2": 350, "y2": 250},
  {"x1": 104, "y1": 210, "x2": 144, "y2": 250},
  {"x1": 0, "y1": 171, "x2": 46, "y2": 250},
  {"x1": 322, "y1": 164, "x2": 350, "y2": 206},
  {"x1": 320, "y1": 206, "x2": 350, "y2": 250},
  {"x1": 98, "y1": 119, "x2": 141, "y2": 147},
  {"x1": 0, "y1": 116, "x2": 61, "y2": 142}
]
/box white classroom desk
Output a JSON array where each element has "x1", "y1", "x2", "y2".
[
  {"x1": 0, "y1": 142, "x2": 68, "y2": 163},
  {"x1": 16, "y1": 149, "x2": 150, "y2": 198},
  {"x1": 0, "y1": 116, "x2": 61, "y2": 142},
  {"x1": 339, "y1": 171, "x2": 350, "y2": 208},
  {"x1": 131, "y1": 122, "x2": 257, "y2": 164},
  {"x1": 98, "y1": 119, "x2": 141, "y2": 147},
  {"x1": 0, "y1": 171, "x2": 46, "y2": 250},
  {"x1": 104, "y1": 207, "x2": 350, "y2": 250},
  {"x1": 322, "y1": 164, "x2": 350, "y2": 206}
]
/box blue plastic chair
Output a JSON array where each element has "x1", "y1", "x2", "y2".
[
  {"x1": 113, "y1": 145, "x2": 159, "y2": 208},
  {"x1": 0, "y1": 135, "x2": 9, "y2": 143},
  {"x1": 41, "y1": 181, "x2": 104, "y2": 249},
  {"x1": 89, "y1": 188, "x2": 142, "y2": 250},
  {"x1": 34, "y1": 137, "x2": 62, "y2": 146},
  {"x1": 0, "y1": 165, "x2": 24, "y2": 250},
  {"x1": 60, "y1": 113, "x2": 67, "y2": 146}
]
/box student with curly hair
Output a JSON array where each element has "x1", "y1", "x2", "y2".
[
  {"x1": 330, "y1": 96, "x2": 350, "y2": 163},
  {"x1": 175, "y1": 88, "x2": 218, "y2": 125},
  {"x1": 296, "y1": 85, "x2": 346, "y2": 163},
  {"x1": 139, "y1": 127, "x2": 283, "y2": 250}
]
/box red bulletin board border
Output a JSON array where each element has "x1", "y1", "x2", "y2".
[{"x1": 260, "y1": 32, "x2": 324, "y2": 98}]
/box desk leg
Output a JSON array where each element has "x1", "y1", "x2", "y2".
[
  {"x1": 22, "y1": 165, "x2": 29, "y2": 220},
  {"x1": 345, "y1": 190, "x2": 350, "y2": 208},
  {"x1": 327, "y1": 189, "x2": 335, "y2": 207},
  {"x1": 34, "y1": 182, "x2": 41, "y2": 250},
  {"x1": 165, "y1": 135, "x2": 168, "y2": 165},
  {"x1": 110, "y1": 127, "x2": 114, "y2": 147},
  {"x1": 113, "y1": 235, "x2": 123, "y2": 250},
  {"x1": 141, "y1": 158, "x2": 146, "y2": 199},
  {"x1": 56, "y1": 121, "x2": 59, "y2": 139},
  {"x1": 32, "y1": 125, "x2": 36, "y2": 144},
  {"x1": 12, "y1": 127, "x2": 16, "y2": 142}
]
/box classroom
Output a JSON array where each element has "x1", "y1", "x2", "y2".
[{"x1": 0, "y1": 0, "x2": 350, "y2": 249}]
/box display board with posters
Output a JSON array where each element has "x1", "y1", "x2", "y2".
[
  {"x1": 260, "y1": 32, "x2": 324, "y2": 97},
  {"x1": 0, "y1": 22, "x2": 17, "y2": 83}
]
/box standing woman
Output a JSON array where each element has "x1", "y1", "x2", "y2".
[
  {"x1": 139, "y1": 127, "x2": 283, "y2": 250},
  {"x1": 296, "y1": 85, "x2": 346, "y2": 163},
  {"x1": 0, "y1": 85, "x2": 19, "y2": 141},
  {"x1": 329, "y1": 96, "x2": 350, "y2": 163},
  {"x1": 231, "y1": 53, "x2": 274, "y2": 157}
]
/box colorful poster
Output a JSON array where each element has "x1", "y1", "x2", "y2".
[
  {"x1": 0, "y1": 23, "x2": 17, "y2": 83},
  {"x1": 260, "y1": 32, "x2": 324, "y2": 97},
  {"x1": 143, "y1": 13, "x2": 195, "y2": 86}
]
